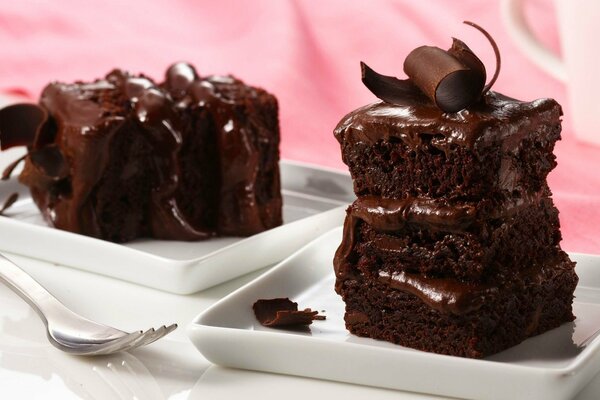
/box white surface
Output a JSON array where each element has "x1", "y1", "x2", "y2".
[
  {"x1": 0, "y1": 252, "x2": 454, "y2": 400},
  {"x1": 0, "y1": 155, "x2": 353, "y2": 294},
  {"x1": 190, "y1": 228, "x2": 600, "y2": 400},
  {"x1": 2, "y1": 252, "x2": 600, "y2": 400}
]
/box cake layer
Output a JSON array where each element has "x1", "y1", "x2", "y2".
[
  {"x1": 337, "y1": 195, "x2": 562, "y2": 281},
  {"x1": 336, "y1": 252, "x2": 577, "y2": 358},
  {"x1": 334, "y1": 92, "x2": 562, "y2": 201},
  {"x1": 16, "y1": 63, "x2": 282, "y2": 242}
]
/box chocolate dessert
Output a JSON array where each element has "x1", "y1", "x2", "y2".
[
  {"x1": 0, "y1": 62, "x2": 282, "y2": 242},
  {"x1": 333, "y1": 22, "x2": 577, "y2": 358},
  {"x1": 253, "y1": 298, "x2": 325, "y2": 328}
]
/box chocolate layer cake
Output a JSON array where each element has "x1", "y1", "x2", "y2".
[
  {"x1": 333, "y1": 24, "x2": 577, "y2": 358},
  {"x1": 0, "y1": 62, "x2": 282, "y2": 242}
]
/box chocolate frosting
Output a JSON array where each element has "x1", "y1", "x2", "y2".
[
  {"x1": 348, "y1": 191, "x2": 544, "y2": 233},
  {"x1": 350, "y1": 195, "x2": 477, "y2": 232},
  {"x1": 334, "y1": 91, "x2": 562, "y2": 152},
  {"x1": 378, "y1": 270, "x2": 497, "y2": 315}
]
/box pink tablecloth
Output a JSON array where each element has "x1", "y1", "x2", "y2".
[{"x1": 0, "y1": 0, "x2": 598, "y2": 254}]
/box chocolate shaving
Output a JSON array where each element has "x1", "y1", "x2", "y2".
[
  {"x1": 447, "y1": 38, "x2": 485, "y2": 83},
  {"x1": 404, "y1": 45, "x2": 484, "y2": 112},
  {"x1": 360, "y1": 62, "x2": 428, "y2": 106},
  {"x1": 0, "y1": 103, "x2": 48, "y2": 150},
  {"x1": 2, "y1": 154, "x2": 26, "y2": 181},
  {"x1": 463, "y1": 21, "x2": 501, "y2": 94},
  {"x1": 0, "y1": 193, "x2": 18, "y2": 215},
  {"x1": 361, "y1": 21, "x2": 500, "y2": 112},
  {"x1": 253, "y1": 298, "x2": 325, "y2": 327}
]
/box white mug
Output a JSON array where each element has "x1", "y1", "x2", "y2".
[{"x1": 502, "y1": 0, "x2": 600, "y2": 146}]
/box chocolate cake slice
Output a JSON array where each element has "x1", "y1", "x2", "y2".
[
  {"x1": 0, "y1": 62, "x2": 282, "y2": 242},
  {"x1": 333, "y1": 23, "x2": 577, "y2": 358}
]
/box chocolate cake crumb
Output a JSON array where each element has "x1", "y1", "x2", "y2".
[{"x1": 253, "y1": 298, "x2": 325, "y2": 327}]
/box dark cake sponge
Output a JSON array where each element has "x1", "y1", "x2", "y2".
[
  {"x1": 334, "y1": 92, "x2": 562, "y2": 201},
  {"x1": 336, "y1": 251, "x2": 577, "y2": 358}
]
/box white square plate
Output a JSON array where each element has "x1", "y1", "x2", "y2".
[
  {"x1": 189, "y1": 228, "x2": 600, "y2": 400},
  {"x1": 0, "y1": 158, "x2": 352, "y2": 294}
]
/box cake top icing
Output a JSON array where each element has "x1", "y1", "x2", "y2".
[
  {"x1": 163, "y1": 62, "x2": 270, "y2": 108},
  {"x1": 334, "y1": 91, "x2": 561, "y2": 151}
]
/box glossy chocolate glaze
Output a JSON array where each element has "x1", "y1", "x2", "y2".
[
  {"x1": 5, "y1": 62, "x2": 281, "y2": 241},
  {"x1": 164, "y1": 62, "x2": 282, "y2": 236},
  {"x1": 334, "y1": 91, "x2": 562, "y2": 153},
  {"x1": 349, "y1": 191, "x2": 543, "y2": 233},
  {"x1": 377, "y1": 270, "x2": 497, "y2": 315},
  {"x1": 350, "y1": 195, "x2": 476, "y2": 232},
  {"x1": 333, "y1": 213, "x2": 359, "y2": 289}
]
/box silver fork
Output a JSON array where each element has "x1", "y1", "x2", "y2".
[{"x1": 0, "y1": 253, "x2": 177, "y2": 356}]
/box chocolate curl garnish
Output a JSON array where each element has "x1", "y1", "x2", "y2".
[
  {"x1": 362, "y1": 21, "x2": 500, "y2": 112},
  {"x1": 2, "y1": 154, "x2": 26, "y2": 181},
  {"x1": 360, "y1": 62, "x2": 428, "y2": 106},
  {"x1": 463, "y1": 21, "x2": 501, "y2": 94},
  {"x1": 404, "y1": 44, "x2": 485, "y2": 113},
  {"x1": 253, "y1": 298, "x2": 325, "y2": 327},
  {"x1": 0, "y1": 103, "x2": 48, "y2": 150},
  {"x1": 0, "y1": 192, "x2": 18, "y2": 216}
]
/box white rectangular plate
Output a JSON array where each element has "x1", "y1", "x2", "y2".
[
  {"x1": 0, "y1": 159, "x2": 353, "y2": 294},
  {"x1": 189, "y1": 228, "x2": 600, "y2": 400}
]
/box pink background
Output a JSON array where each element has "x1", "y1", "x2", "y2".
[{"x1": 0, "y1": 0, "x2": 598, "y2": 254}]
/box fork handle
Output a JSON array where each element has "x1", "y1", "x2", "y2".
[{"x1": 0, "y1": 253, "x2": 70, "y2": 326}]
